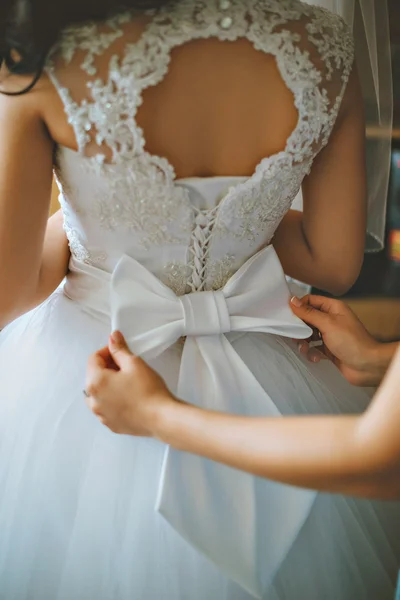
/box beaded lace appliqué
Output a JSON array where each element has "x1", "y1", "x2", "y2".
[
  {"x1": 65, "y1": 225, "x2": 107, "y2": 266},
  {"x1": 48, "y1": 0, "x2": 355, "y2": 289},
  {"x1": 85, "y1": 159, "x2": 193, "y2": 249},
  {"x1": 58, "y1": 194, "x2": 107, "y2": 266}
]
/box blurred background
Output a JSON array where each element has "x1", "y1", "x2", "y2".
[
  {"x1": 49, "y1": 0, "x2": 400, "y2": 342},
  {"x1": 314, "y1": 0, "x2": 400, "y2": 341}
]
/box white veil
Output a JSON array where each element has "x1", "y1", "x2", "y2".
[{"x1": 299, "y1": 0, "x2": 393, "y2": 252}]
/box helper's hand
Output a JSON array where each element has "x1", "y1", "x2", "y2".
[
  {"x1": 85, "y1": 332, "x2": 177, "y2": 436},
  {"x1": 290, "y1": 295, "x2": 383, "y2": 386}
]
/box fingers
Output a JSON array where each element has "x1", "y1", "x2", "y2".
[
  {"x1": 87, "y1": 347, "x2": 109, "y2": 372},
  {"x1": 308, "y1": 347, "x2": 328, "y2": 363},
  {"x1": 296, "y1": 295, "x2": 346, "y2": 315},
  {"x1": 108, "y1": 333, "x2": 155, "y2": 378},
  {"x1": 86, "y1": 348, "x2": 110, "y2": 392},
  {"x1": 297, "y1": 340, "x2": 329, "y2": 364},
  {"x1": 290, "y1": 296, "x2": 331, "y2": 332},
  {"x1": 86, "y1": 394, "x2": 103, "y2": 417},
  {"x1": 108, "y1": 331, "x2": 135, "y2": 370},
  {"x1": 85, "y1": 347, "x2": 114, "y2": 399},
  {"x1": 85, "y1": 368, "x2": 110, "y2": 400},
  {"x1": 297, "y1": 340, "x2": 310, "y2": 356}
]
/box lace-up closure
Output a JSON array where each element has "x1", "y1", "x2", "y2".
[{"x1": 188, "y1": 206, "x2": 219, "y2": 292}]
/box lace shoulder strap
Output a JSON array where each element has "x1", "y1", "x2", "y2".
[
  {"x1": 246, "y1": 1, "x2": 355, "y2": 159},
  {"x1": 297, "y1": 2, "x2": 355, "y2": 147}
]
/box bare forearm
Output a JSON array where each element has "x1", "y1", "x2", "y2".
[
  {"x1": 368, "y1": 342, "x2": 399, "y2": 384},
  {"x1": 155, "y1": 403, "x2": 400, "y2": 500}
]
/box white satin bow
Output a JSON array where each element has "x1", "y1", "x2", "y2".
[{"x1": 106, "y1": 245, "x2": 316, "y2": 598}]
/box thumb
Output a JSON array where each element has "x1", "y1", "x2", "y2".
[
  {"x1": 290, "y1": 296, "x2": 330, "y2": 333},
  {"x1": 108, "y1": 331, "x2": 135, "y2": 369}
]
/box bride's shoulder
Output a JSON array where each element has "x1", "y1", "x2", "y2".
[
  {"x1": 267, "y1": 0, "x2": 355, "y2": 77},
  {"x1": 262, "y1": 0, "x2": 354, "y2": 46},
  {"x1": 46, "y1": 11, "x2": 135, "y2": 71},
  {"x1": 250, "y1": 0, "x2": 354, "y2": 51}
]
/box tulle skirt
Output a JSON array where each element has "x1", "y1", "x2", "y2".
[{"x1": 0, "y1": 288, "x2": 399, "y2": 600}]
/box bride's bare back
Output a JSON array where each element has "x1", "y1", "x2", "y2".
[{"x1": 46, "y1": 35, "x2": 299, "y2": 178}]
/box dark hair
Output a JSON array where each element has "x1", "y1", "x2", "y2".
[{"x1": 0, "y1": 0, "x2": 170, "y2": 93}]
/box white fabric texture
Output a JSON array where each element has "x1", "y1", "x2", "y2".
[{"x1": 0, "y1": 2, "x2": 399, "y2": 599}]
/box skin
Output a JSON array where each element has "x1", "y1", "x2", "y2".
[
  {"x1": 85, "y1": 296, "x2": 400, "y2": 501},
  {"x1": 27, "y1": 209, "x2": 70, "y2": 310},
  {"x1": 1, "y1": 26, "x2": 366, "y2": 328}
]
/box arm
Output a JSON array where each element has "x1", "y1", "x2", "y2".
[
  {"x1": 155, "y1": 348, "x2": 400, "y2": 500},
  {"x1": 26, "y1": 209, "x2": 71, "y2": 312},
  {"x1": 367, "y1": 343, "x2": 400, "y2": 383},
  {"x1": 1, "y1": 205, "x2": 70, "y2": 323},
  {"x1": 85, "y1": 331, "x2": 400, "y2": 501},
  {"x1": 273, "y1": 68, "x2": 367, "y2": 295},
  {"x1": 155, "y1": 387, "x2": 400, "y2": 500},
  {"x1": 0, "y1": 83, "x2": 58, "y2": 327}
]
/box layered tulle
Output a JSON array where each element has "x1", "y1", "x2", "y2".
[{"x1": 0, "y1": 289, "x2": 399, "y2": 600}]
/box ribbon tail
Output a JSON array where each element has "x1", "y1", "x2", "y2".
[{"x1": 157, "y1": 336, "x2": 316, "y2": 599}]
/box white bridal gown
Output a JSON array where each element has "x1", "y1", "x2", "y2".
[{"x1": 0, "y1": 1, "x2": 399, "y2": 599}]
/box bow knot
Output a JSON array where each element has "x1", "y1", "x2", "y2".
[{"x1": 179, "y1": 290, "x2": 231, "y2": 336}]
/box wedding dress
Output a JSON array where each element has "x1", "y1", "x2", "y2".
[{"x1": 0, "y1": 1, "x2": 399, "y2": 599}]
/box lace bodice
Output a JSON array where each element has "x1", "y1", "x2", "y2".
[{"x1": 48, "y1": 0, "x2": 354, "y2": 294}]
